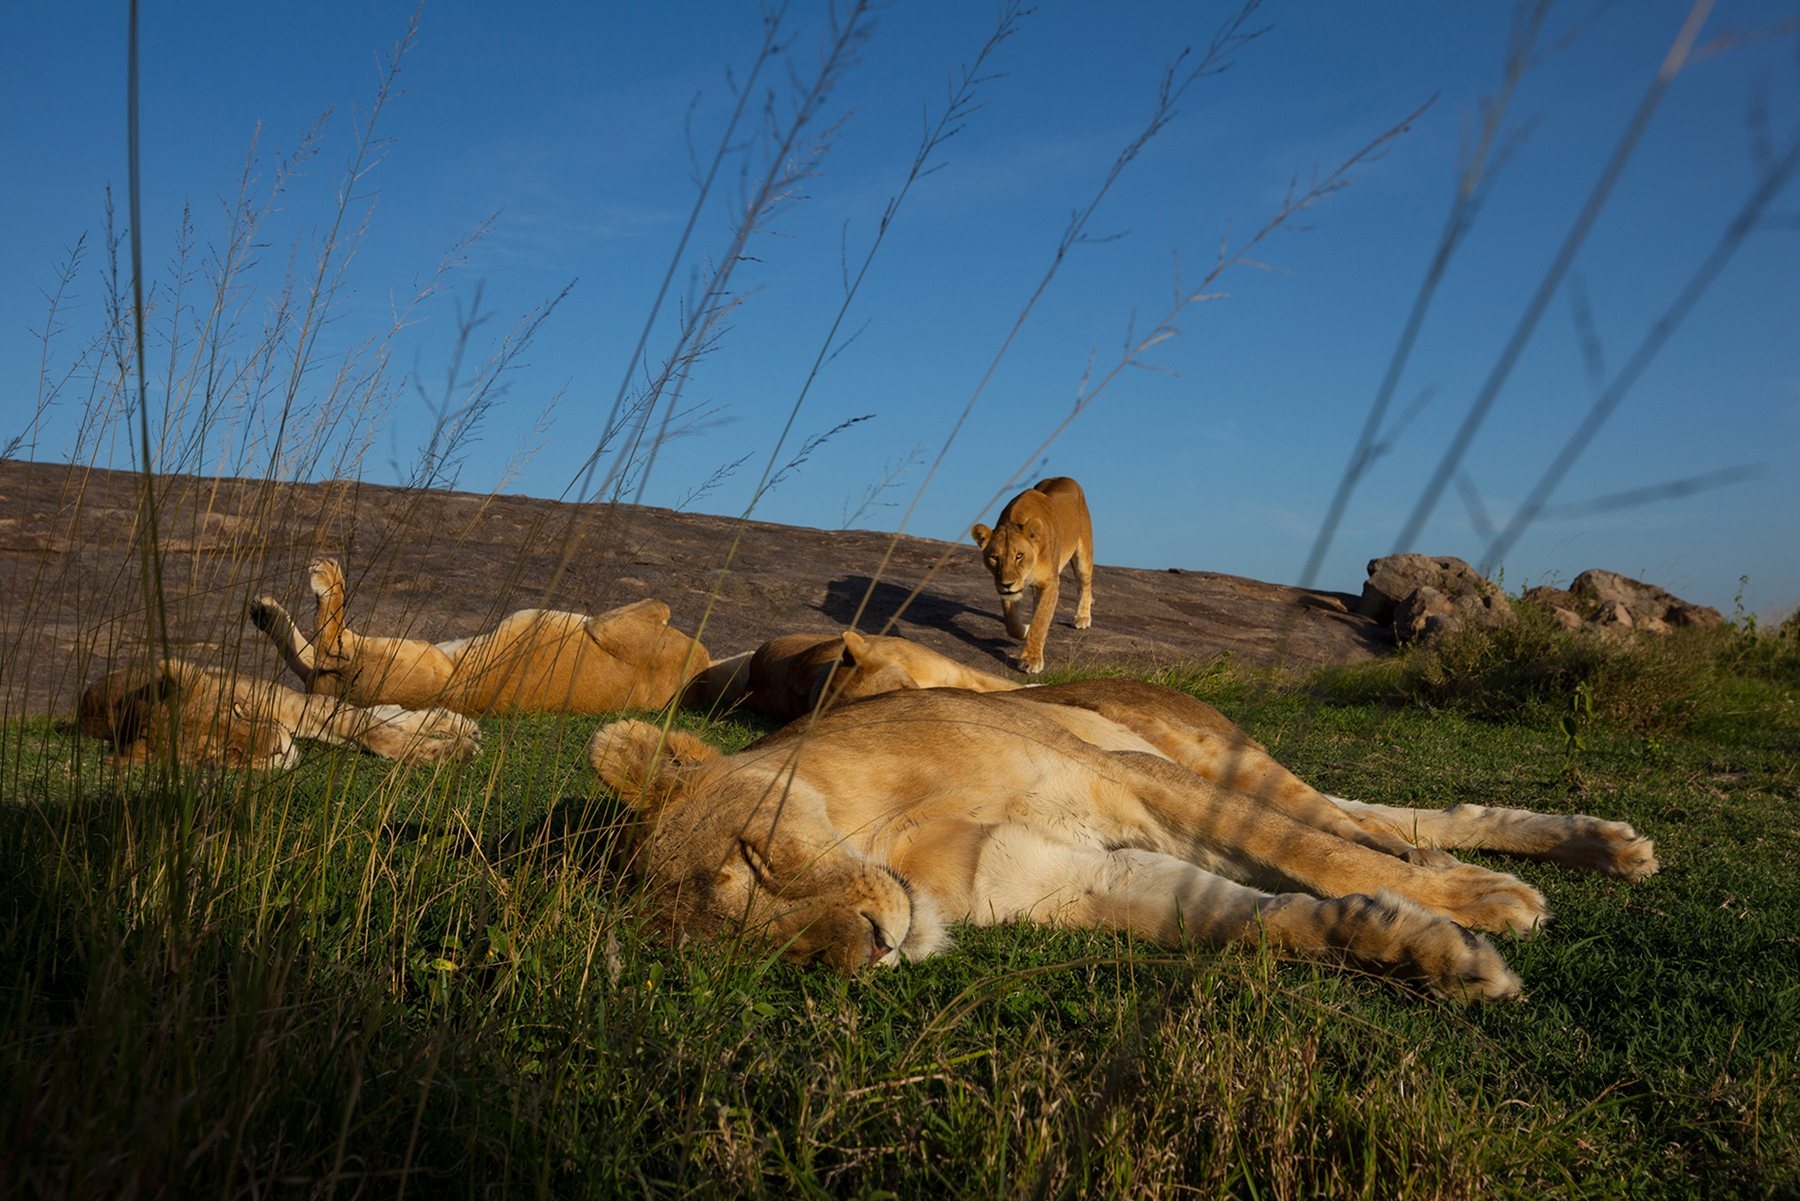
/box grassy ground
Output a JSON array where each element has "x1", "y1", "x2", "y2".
[{"x1": 2, "y1": 623, "x2": 1797, "y2": 1199}]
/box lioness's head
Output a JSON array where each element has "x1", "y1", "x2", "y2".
[
  {"x1": 78, "y1": 662, "x2": 298, "y2": 769},
  {"x1": 808, "y1": 631, "x2": 927, "y2": 712},
  {"x1": 587, "y1": 720, "x2": 941, "y2": 970},
  {"x1": 971, "y1": 518, "x2": 1046, "y2": 596}
]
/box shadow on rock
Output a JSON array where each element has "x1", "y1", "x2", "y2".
[{"x1": 819, "y1": 575, "x2": 1015, "y2": 664}]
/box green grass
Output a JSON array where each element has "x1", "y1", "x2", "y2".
[{"x1": 3, "y1": 628, "x2": 1798, "y2": 1198}]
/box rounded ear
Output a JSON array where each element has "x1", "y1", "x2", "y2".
[
  {"x1": 970, "y1": 523, "x2": 993, "y2": 546},
  {"x1": 839, "y1": 629, "x2": 870, "y2": 664},
  {"x1": 600, "y1": 597, "x2": 673, "y2": 626},
  {"x1": 586, "y1": 719, "x2": 720, "y2": 810},
  {"x1": 1022, "y1": 517, "x2": 1046, "y2": 543}
]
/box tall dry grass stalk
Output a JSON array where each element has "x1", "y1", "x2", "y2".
[{"x1": 4, "y1": 2, "x2": 1798, "y2": 1196}]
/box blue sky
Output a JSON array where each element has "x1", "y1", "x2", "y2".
[{"x1": 5, "y1": 2, "x2": 1797, "y2": 618}]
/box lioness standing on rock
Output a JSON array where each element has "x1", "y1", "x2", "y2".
[{"x1": 971, "y1": 476, "x2": 1094, "y2": 673}]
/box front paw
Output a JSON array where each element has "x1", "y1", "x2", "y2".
[{"x1": 1017, "y1": 653, "x2": 1045, "y2": 675}]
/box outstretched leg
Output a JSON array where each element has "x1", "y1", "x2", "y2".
[
  {"x1": 1325, "y1": 797, "x2": 1660, "y2": 881},
  {"x1": 247, "y1": 557, "x2": 357, "y2": 693},
  {"x1": 279, "y1": 690, "x2": 481, "y2": 764},
  {"x1": 247, "y1": 595, "x2": 319, "y2": 686},
  {"x1": 970, "y1": 826, "x2": 1521, "y2": 1001},
  {"x1": 1018, "y1": 578, "x2": 1060, "y2": 675},
  {"x1": 311, "y1": 558, "x2": 350, "y2": 658},
  {"x1": 1020, "y1": 680, "x2": 1462, "y2": 867},
  {"x1": 1109, "y1": 751, "x2": 1550, "y2": 935}
]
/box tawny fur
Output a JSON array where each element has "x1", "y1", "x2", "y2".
[
  {"x1": 717, "y1": 633, "x2": 1661, "y2": 882},
  {"x1": 971, "y1": 476, "x2": 1095, "y2": 674},
  {"x1": 683, "y1": 630, "x2": 1019, "y2": 719},
  {"x1": 592, "y1": 640, "x2": 1659, "y2": 1000},
  {"x1": 79, "y1": 659, "x2": 481, "y2": 770},
  {"x1": 250, "y1": 558, "x2": 709, "y2": 715}
]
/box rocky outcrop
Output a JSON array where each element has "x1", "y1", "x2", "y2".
[
  {"x1": 1364, "y1": 556, "x2": 1724, "y2": 645},
  {"x1": 1523, "y1": 569, "x2": 1724, "y2": 638},
  {"x1": 1360, "y1": 554, "x2": 1513, "y2": 644},
  {"x1": 0, "y1": 459, "x2": 1395, "y2": 717}
]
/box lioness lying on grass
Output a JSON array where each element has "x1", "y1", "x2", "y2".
[
  {"x1": 971, "y1": 476, "x2": 1095, "y2": 674},
  {"x1": 592, "y1": 650, "x2": 1656, "y2": 999},
  {"x1": 682, "y1": 630, "x2": 1020, "y2": 719},
  {"x1": 79, "y1": 659, "x2": 481, "y2": 769},
  {"x1": 251, "y1": 558, "x2": 709, "y2": 715}
]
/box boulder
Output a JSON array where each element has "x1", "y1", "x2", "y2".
[
  {"x1": 1546, "y1": 604, "x2": 1584, "y2": 632},
  {"x1": 1393, "y1": 585, "x2": 1456, "y2": 644},
  {"x1": 1353, "y1": 554, "x2": 1512, "y2": 630},
  {"x1": 1569, "y1": 569, "x2": 1724, "y2": 630}
]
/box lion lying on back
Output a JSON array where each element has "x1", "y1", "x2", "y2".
[
  {"x1": 80, "y1": 659, "x2": 480, "y2": 769},
  {"x1": 599, "y1": 634, "x2": 1657, "y2": 999},
  {"x1": 251, "y1": 559, "x2": 709, "y2": 715}
]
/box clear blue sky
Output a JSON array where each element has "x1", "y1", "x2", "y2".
[{"x1": 5, "y1": 2, "x2": 1797, "y2": 619}]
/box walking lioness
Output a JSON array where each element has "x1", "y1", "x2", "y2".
[
  {"x1": 589, "y1": 677, "x2": 1656, "y2": 999},
  {"x1": 972, "y1": 477, "x2": 1094, "y2": 673},
  {"x1": 251, "y1": 559, "x2": 709, "y2": 715}
]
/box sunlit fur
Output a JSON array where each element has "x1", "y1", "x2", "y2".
[
  {"x1": 970, "y1": 476, "x2": 1095, "y2": 674},
  {"x1": 683, "y1": 629, "x2": 1021, "y2": 720},
  {"x1": 251, "y1": 558, "x2": 709, "y2": 715},
  {"x1": 592, "y1": 664, "x2": 1659, "y2": 1000},
  {"x1": 79, "y1": 659, "x2": 481, "y2": 769}
]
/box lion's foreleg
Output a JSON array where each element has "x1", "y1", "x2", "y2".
[
  {"x1": 1018, "y1": 578, "x2": 1060, "y2": 674},
  {"x1": 1326, "y1": 798, "x2": 1659, "y2": 882},
  {"x1": 310, "y1": 558, "x2": 350, "y2": 657},
  {"x1": 283, "y1": 691, "x2": 481, "y2": 763},
  {"x1": 1000, "y1": 593, "x2": 1028, "y2": 642}
]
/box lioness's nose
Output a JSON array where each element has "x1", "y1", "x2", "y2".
[{"x1": 864, "y1": 915, "x2": 892, "y2": 965}]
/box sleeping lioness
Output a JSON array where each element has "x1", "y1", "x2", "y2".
[
  {"x1": 681, "y1": 630, "x2": 1020, "y2": 720},
  {"x1": 589, "y1": 674, "x2": 1656, "y2": 999},
  {"x1": 251, "y1": 559, "x2": 709, "y2": 715},
  {"x1": 79, "y1": 659, "x2": 480, "y2": 769},
  {"x1": 971, "y1": 476, "x2": 1094, "y2": 673}
]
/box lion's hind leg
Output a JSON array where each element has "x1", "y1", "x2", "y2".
[
  {"x1": 1327, "y1": 798, "x2": 1660, "y2": 882},
  {"x1": 1070, "y1": 535, "x2": 1094, "y2": 630},
  {"x1": 248, "y1": 595, "x2": 319, "y2": 685},
  {"x1": 1114, "y1": 748, "x2": 1550, "y2": 935},
  {"x1": 971, "y1": 826, "x2": 1520, "y2": 1001}
]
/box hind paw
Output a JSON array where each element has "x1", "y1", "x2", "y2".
[
  {"x1": 248, "y1": 597, "x2": 285, "y2": 633},
  {"x1": 309, "y1": 558, "x2": 345, "y2": 597}
]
